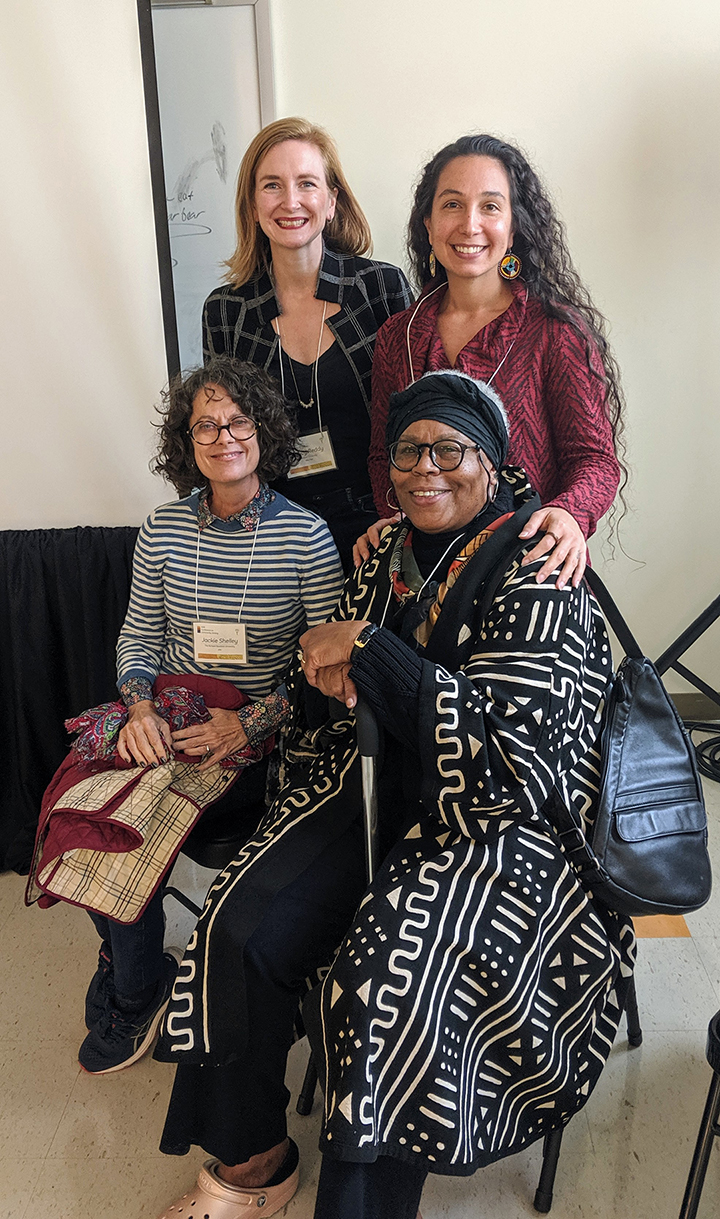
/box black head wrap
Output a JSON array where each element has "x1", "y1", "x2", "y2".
[{"x1": 386, "y1": 371, "x2": 509, "y2": 469}]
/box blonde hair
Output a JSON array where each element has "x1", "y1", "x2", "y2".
[{"x1": 224, "y1": 117, "x2": 373, "y2": 286}]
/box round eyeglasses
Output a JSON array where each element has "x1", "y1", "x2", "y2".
[
  {"x1": 388, "y1": 439, "x2": 480, "y2": 472},
  {"x1": 189, "y1": 417, "x2": 258, "y2": 445}
]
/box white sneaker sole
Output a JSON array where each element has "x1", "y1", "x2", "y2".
[{"x1": 79, "y1": 995, "x2": 170, "y2": 1076}]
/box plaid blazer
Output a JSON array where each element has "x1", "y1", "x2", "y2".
[{"x1": 202, "y1": 246, "x2": 413, "y2": 412}]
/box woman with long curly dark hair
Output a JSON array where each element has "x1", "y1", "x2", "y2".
[
  {"x1": 366, "y1": 134, "x2": 626, "y2": 588},
  {"x1": 53, "y1": 356, "x2": 343, "y2": 1077}
]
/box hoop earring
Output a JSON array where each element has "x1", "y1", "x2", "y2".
[
  {"x1": 429, "y1": 249, "x2": 437, "y2": 278},
  {"x1": 479, "y1": 453, "x2": 498, "y2": 503},
  {"x1": 499, "y1": 250, "x2": 521, "y2": 280},
  {"x1": 386, "y1": 487, "x2": 402, "y2": 514}
]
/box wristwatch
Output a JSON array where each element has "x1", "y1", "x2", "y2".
[{"x1": 351, "y1": 623, "x2": 379, "y2": 660}]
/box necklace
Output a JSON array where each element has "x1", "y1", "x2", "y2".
[
  {"x1": 274, "y1": 300, "x2": 327, "y2": 410},
  {"x1": 405, "y1": 283, "x2": 527, "y2": 385}
]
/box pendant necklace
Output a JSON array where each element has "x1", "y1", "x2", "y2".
[
  {"x1": 274, "y1": 300, "x2": 327, "y2": 409},
  {"x1": 404, "y1": 283, "x2": 528, "y2": 386}
]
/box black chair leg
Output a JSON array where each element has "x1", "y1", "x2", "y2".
[
  {"x1": 679, "y1": 1071, "x2": 720, "y2": 1219},
  {"x1": 297, "y1": 1053, "x2": 318, "y2": 1116},
  {"x1": 625, "y1": 973, "x2": 643, "y2": 1047},
  {"x1": 534, "y1": 1127, "x2": 564, "y2": 1213}
]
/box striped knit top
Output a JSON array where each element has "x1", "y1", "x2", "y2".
[{"x1": 117, "y1": 490, "x2": 343, "y2": 698}]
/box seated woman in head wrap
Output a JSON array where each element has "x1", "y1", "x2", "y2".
[{"x1": 154, "y1": 371, "x2": 635, "y2": 1219}]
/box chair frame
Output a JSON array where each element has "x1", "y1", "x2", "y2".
[
  {"x1": 678, "y1": 1010, "x2": 720, "y2": 1219},
  {"x1": 533, "y1": 973, "x2": 642, "y2": 1213}
]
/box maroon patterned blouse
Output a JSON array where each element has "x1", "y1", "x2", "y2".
[{"x1": 368, "y1": 282, "x2": 620, "y2": 537}]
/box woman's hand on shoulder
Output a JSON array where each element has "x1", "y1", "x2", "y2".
[
  {"x1": 172, "y1": 708, "x2": 249, "y2": 772},
  {"x1": 352, "y1": 515, "x2": 401, "y2": 568},
  {"x1": 519, "y1": 507, "x2": 587, "y2": 590},
  {"x1": 117, "y1": 701, "x2": 173, "y2": 768}
]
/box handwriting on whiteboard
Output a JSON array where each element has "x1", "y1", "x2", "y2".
[{"x1": 166, "y1": 121, "x2": 227, "y2": 244}]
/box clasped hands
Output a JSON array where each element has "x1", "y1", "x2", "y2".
[
  {"x1": 117, "y1": 703, "x2": 248, "y2": 771},
  {"x1": 298, "y1": 620, "x2": 370, "y2": 709}
]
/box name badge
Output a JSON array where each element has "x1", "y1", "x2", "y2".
[
  {"x1": 192, "y1": 621, "x2": 248, "y2": 665},
  {"x1": 287, "y1": 429, "x2": 337, "y2": 479}
]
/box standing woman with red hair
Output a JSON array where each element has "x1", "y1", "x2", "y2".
[{"x1": 203, "y1": 117, "x2": 412, "y2": 568}]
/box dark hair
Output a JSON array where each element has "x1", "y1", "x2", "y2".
[
  {"x1": 152, "y1": 357, "x2": 301, "y2": 497},
  {"x1": 407, "y1": 134, "x2": 627, "y2": 523}
]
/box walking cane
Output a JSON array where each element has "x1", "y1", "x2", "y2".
[
  {"x1": 296, "y1": 696, "x2": 381, "y2": 1116},
  {"x1": 354, "y1": 697, "x2": 380, "y2": 884}
]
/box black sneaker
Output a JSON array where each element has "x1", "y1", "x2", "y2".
[
  {"x1": 78, "y1": 953, "x2": 178, "y2": 1075},
  {"x1": 85, "y1": 942, "x2": 114, "y2": 1029}
]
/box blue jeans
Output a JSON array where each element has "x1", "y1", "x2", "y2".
[{"x1": 88, "y1": 885, "x2": 166, "y2": 1000}]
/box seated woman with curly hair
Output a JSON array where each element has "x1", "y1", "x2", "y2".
[{"x1": 27, "y1": 357, "x2": 343, "y2": 1076}]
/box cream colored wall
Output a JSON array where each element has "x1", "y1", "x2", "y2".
[
  {"x1": 1, "y1": 0, "x2": 717, "y2": 686},
  {"x1": 269, "y1": 0, "x2": 720, "y2": 689},
  {"x1": 0, "y1": 1, "x2": 167, "y2": 529}
]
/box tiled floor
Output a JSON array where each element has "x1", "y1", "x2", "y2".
[{"x1": 2, "y1": 782, "x2": 719, "y2": 1219}]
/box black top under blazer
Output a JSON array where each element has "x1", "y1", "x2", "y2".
[{"x1": 202, "y1": 245, "x2": 413, "y2": 414}]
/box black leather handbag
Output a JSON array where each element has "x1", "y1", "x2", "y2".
[{"x1": 554, "y1": 568, "x2": 712, "y2": 917}]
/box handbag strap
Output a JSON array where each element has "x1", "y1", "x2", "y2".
[{"x1": 584, "y1": 567, "x2": 643, "y2": 660}]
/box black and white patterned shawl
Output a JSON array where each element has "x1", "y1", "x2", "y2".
[{"x1": 157, "y1": 468, "x2": 635, "y2": 1176}]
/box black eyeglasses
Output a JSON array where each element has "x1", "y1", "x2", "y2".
[
  {"x1": 189, "y1": 417, "x2": 258, "y2": 445},
  {"x1": 388, "y1": 439, "x2": 480, "y2": 472}
]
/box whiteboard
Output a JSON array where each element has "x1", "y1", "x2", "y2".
[{"x1": 152, "y1": 5, "x2": 262, "y2": 370}]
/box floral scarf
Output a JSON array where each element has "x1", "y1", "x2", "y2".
[{"x1": 389, "y1": 512, "x2": 513, "y2": 647}]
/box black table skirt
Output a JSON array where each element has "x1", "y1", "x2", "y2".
[{"x1": 0, "y1": 527, "x2": 138, "y2": 872}]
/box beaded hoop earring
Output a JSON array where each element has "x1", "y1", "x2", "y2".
[
  {"x1": 429, "y1": 249, "x2": 437, "y2": 278},
  {"x1": 499, "y1": 251, "x2": 522, "y2": 280}
]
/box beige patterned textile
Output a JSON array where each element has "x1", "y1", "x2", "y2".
[{"x1": 28, "y1": 762, "x2": 235, "y2": 924}]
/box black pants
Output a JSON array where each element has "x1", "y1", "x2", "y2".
[
  {"x1": 321, "y1": 503, "x2": 377, "y2": 574},
  {"x1": 160, "y1": 818, "x2": 427, "y2": 1217},
  {"x1": 161, "y1": 819, "x2": 367, "y2": 1159},
  {"x1": 315, "y1": 1156, "x2": 426, "y2": 1219}
]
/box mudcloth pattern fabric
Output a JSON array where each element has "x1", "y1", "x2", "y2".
[{"x1": 157, "y1": 469, "x2": 635, "y2": 1176}]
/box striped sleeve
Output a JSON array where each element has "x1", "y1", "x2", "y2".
[
  {"x1": 299, "y1": 516, "x2": 344, "y2": 627},
  {"x1": 116, "y1": 511, "x2": 167, "y2": 686}
]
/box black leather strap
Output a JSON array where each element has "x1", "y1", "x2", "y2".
[{"x1": 584, "y1": 567, "x2": 643, "y2": 660}]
